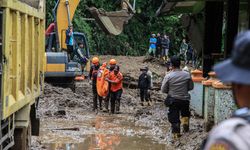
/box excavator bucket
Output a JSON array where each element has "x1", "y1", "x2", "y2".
[{"x1": 89, "y1": 7, "x2": 133, "y2": 35}]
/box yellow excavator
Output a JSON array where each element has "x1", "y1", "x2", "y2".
[
  {"x1": 44, "y1": 0, "x2": 135, "y2": 91},
  {"x1": 45, "y1": 0, "x2": 91, "y2": 92}
]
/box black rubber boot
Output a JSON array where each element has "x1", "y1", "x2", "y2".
[{"x1": 171, "y1": 123, "x2": 181, "y2": 140}]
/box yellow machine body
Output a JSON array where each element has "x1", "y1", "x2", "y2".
[
  {"x1": 56, "y1": 0, "x2": 80, "y2": 50},
  {"x1": 0, "y1": 0, "x2": 45, "y2": 120}
]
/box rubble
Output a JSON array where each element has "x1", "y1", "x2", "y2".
[{"x1": 32, "y1": 56, "x2": 207, "y2": 150}]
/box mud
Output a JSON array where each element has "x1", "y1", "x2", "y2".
[{"x1": 32, "y1": 56, "x2": 207, "y2": 150}]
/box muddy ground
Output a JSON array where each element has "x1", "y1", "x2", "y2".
[{"x1": 32, "y1": 56, "x2": 207, "y2": 150}]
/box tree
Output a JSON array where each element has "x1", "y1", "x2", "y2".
[{"x1": 46, "y1": 0, "x2": 186, "y2": 56}]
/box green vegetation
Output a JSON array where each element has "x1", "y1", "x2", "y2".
[{"x1": 46, "y1": 0, "x2": 186, "y2": 56}]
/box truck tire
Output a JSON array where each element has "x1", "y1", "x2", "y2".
[{"x1": 12, "y1": 122, "x2": 31, "y2": 150}]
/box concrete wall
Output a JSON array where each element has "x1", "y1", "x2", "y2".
[
  {"x1": 203, "y1": 86, "x2": 215, "y2": 131},
  {"x1": 190, "y1": 82, "x2": 203, "y2": 117},
  {"x1": 214, "y1": 89, "x2": 237, "y2": 124}
]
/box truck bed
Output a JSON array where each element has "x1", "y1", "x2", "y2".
[{"x1": 0, "y1": 0, "x2": 45, "y2": 119}]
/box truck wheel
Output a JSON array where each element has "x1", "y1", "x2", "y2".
[{"x1": 12, "y1": 122, "x2": 31, "y2": 150}]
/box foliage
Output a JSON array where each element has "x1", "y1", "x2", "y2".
[{"x1": 46, "y1": 0, "x2": 186, "y2": 56}]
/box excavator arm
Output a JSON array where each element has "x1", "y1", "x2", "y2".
[{"x1": 55, "y1": 0, "x2": 80, "y2": 50}]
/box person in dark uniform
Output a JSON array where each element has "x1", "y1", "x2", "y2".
[
  {"x1": 202, "y1": 31, "x2": 250, "y2": 150},
  {"x1": 161, "y1": 56, "x2": 194, "y2": 140},
  {"x1": 89, "y1": 57, "x2": 103, "y2": 112},
  {"x1": 138, "y1": 66, "x2": 151, "y2": 106}
]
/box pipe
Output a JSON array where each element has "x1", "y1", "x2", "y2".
[
  {"x1": 65, "y1": 0, "x2": 72, "y2": 26},
  {"x1": 133, "y1": 0, "x2": 136, "y2": 10}
]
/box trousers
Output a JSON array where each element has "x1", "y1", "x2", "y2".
[
  {"x1": 140, "y1": 88, "x2": 149, "y2": 102},
  {"x1": 92, "y1": 84, "x2": 102, "y2": 110},
  {"x1": 110, "y1": 89, "x2": 123, "y2": 114},
  {"x1": 168, "y1": 99, "x2": 190, "y2": 124}
]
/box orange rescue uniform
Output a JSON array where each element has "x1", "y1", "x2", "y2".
[{"x1": 108, "y1": 71, "x2": 123, "y2": 92}]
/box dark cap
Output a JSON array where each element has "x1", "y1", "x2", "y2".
[
  {"x1": 170, "y1": 56, "x2": 181, "y2": 68},
  {"x1": 214, "y1": 31, "x2": 250, "y2": 84},
  {"x1": 140, "y1": 66, "x2": 148, "y2": 71}
]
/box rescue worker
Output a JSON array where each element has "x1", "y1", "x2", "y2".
[
  {"x1": 73, "y1": 42, "x2": 88, "y2": 75},
  {"x1": 161, "y1": 56, "x2": 194, "y2": 140},
  {"x1": 202, "y1": 31, "x2": 250, "y2": 150},
  {"x1": 89, "y1": 57, "x2": 103, "y2": 112},
  {"x1": 104, "y1": 59, "x2": 117, "y2": 112},
  {"x1": 106, "y1": 65, "x2": 123, "y2": 114},
  {"x1": 138, "y1": 67, "x2": 151, "y2": 106}
]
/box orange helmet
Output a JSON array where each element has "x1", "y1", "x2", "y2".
[
  {"x1": 109, "y1": 59, "x2": 117, "y2": 65},
  {"x1": 92, "y1": 57, "x2": 99, "y2": 64}
]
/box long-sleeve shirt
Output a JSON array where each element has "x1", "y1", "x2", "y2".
[
  {"x1": 89, "y1": 64, "x2": 100, "y2": 83},
  {"x1": 108, "y1": 71, "x2": 123, "y2": 92},
  {"x1": 161, "y1": 38, "x2": 170, "y2": 49},
  {"x1": 138, "y1": 72, "x2": 151, "y2": 89},
  {"x1": 161, "y1": 69, "x2": 194, "y2": 100},
  {"x1": 73, "y1": 48, "x2": 87, "y2": 64}
]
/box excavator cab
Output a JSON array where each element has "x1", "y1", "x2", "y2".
[
  {"x1": 46, "y1": 31, "x2": 90, "y2": 57},
  {"x1": 45, "y1": 32, "x2": 90, "y2": 77}
]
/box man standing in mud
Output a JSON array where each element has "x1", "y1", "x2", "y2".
[
  {"x1": 89, "y1": 57, "x2": 103, "y2": 112},
  {"x1": 106, "y1": 65, "x2": 123, "y2": 114},
  {"x1": 138, "y1": 66, "x2": 151, "y2": 106},
  {"x1": 161, "y1": 56, "x2": 194, "y2": 140},
  {"x1": 202, "y1": 31, "x2": 250, "y2": 150},
  {"x1": 103, "y1": 59, "x2": 117, "y2": 112}
]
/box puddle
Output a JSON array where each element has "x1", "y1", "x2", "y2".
[
  {"x1": 39, "y1": 114, "x2": 171, "y2": 150},
  {"x1": 47, "y1": 134, "x2": 166, "y2": 150}
]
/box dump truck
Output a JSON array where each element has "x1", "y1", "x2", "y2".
[{"x1": 0, "y1": 0, "x2": 44, "y2": 149}]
